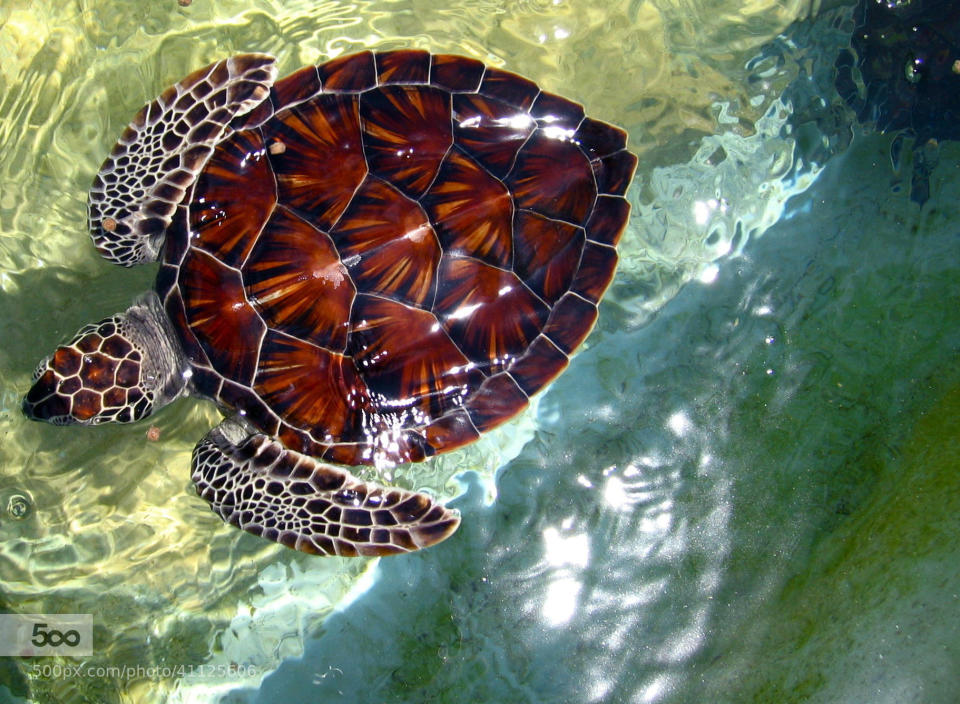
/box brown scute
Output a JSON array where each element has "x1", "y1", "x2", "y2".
[
  {"x1": 392, "y1": 494, "x2": 431, "y2": 522},
  {"x1": 319, "y1": 442, "x2": 366, "y2": 466},
  {"x1": 287, "y1": 481, "x2": 315, "y2": 496},
  {"x1": 376, "y1": 49, "x2": 431, "y2": 84},
  {"x1": 593, "y1": 149, "x2": 639, "y2": 196},
  {"x1": 359, "y1": 85, "x2": 453, "y2": 198},
  {"x1": 304, "y1": 496, "x2": 329, "y2": 512},
  {"x1": 508, "y1": 131, "x2": 597, "y2": 225},
  {"x1": 24, "y1": 370, "x2": 55, "y2": 404},
  {"x1": 342, "y1": 508, "x2": 373, "y2": 526},
  {"x1": 421, "y1": 148, "x2": 514, "y2": 268},
  {"x1": 413, "y1": 514, "x2": 461, "y2": 545},
  {"x1": 59, "y1": 376, "x2": 83, "y2": 396},
  {"x1": 244, "y1": 206, "x2": 356, "y2": 351},
  {"x1": 430, "y1": 54, "x2": 485, "y2": 92},
  {"x1": 542, "y1": 293, "x2": 599, "y2": 354},
  {"x1": 465, "y1": 373, "x2": 529, "y2": 433},
  {"x1": 24, "y1": 381, "x2": 72, "y2": 420},
  {"x1": 263, "y1": 94, "x2": 367, "y2": 230},
  {"x1": 508, "y1": 335, "x2": 570, "y2": 398},
  {"x1": 586, "y1": 195, "x2": 632, "y2": 247},
  {"x1": 76, "y1": 333, "x2": 103, "y2": 354},
  {"x1": 512, "y1": 211, "x2": 585, "y2": 305},
  {"x1": 51, "y1": 346, "x2": 82, "y2": 376},
  {"x1": 348, "y1": 295, "x2": 482, "y2": 424},
  {"x1": 530, "y1": 90, "x2": 585, "y2": 128},
  {"x1": 422, "y1": 409, "x2": 480, "y2": 455},
  {"x1": 452, "y1": 93, "x2": 535, "y2": 178},
  {"x1": 479, "y1": 67, "x2": 540, "y2": 110},
  {"x1": 103, "y1": 387, "x2": 127, "y2": 408},
  {"x1": 189, "y1": 129, "x2": 277, "y2": 267},
  {"x1": 271, "y1": 65, "x2": 322, "y2": 108},
  {"x1": 181, "y1": 249, "x2": 265, "y2": 385},
  {"x1": 373, "y1": 509, "x2": 399, "y2": 526},
  {"x1": 71, "y1": 389, "x2": 102, "y2": 421},
  {"x1": 572, "y1": 242, "x2": 619, "y2": 303},
  {"x1": 316, "y1": 51, "x2": 376, "y2": 92},
  {"x1": 100, "y1": 334, "x2": 134, "y2": 358},
  {"x1": 334, "y1": 538, "x2": 360, "y2": 557},
  {"x1": 255, "y1": 437, "x2": 283, "y2": 466},
  {"x1": 79, "y1": 353, "x2": 119, "y2": 392},
  {"x1": 308, "y1": 465, "x2": 345, "y2": 492},
  {"x1": 435, "y1": 256, "x2": 549, "y2": 375},
  {"x1": 330, "y1": 177, "x2": 440, "y2": 307},
  {"x1": 254, "y1": 331, "x2": 371, "y2": 441},
  {"x1": 575, "y1": 117, "x2": 629, "y2": 159}
]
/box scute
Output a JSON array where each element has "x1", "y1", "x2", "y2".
[{"x1": 161, "y1": 50, "x2": 636, "y2": 467}]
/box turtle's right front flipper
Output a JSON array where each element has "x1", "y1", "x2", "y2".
[
  {"x1": 89, "y1": 55, "x2": 277, "y2": 267},
  {"x1": 191, "y1": 419, "x2": 461, "y2": 557}
]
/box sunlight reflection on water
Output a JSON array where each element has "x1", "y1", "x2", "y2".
[{"x1": 3, "y1": 2, "x2": 960, "y2": 704}]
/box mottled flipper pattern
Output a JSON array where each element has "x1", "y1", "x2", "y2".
[
  {"x1": 89, "y1": 55, "x2": 278, "y2": 266},
  {"x1": 192, "y1": 419, "x2": 461, "y2": 556}
]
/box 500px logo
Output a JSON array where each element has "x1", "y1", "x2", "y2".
[
  {"x1": 30, "y1": 623, "x2": 82, "y2": 648},
  {"x1": 0, "y1": 614, "x2": 93, "y2": 656}
]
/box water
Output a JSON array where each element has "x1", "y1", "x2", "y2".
[{"x1": 2, "y1": 1, "x2": 959, "y2": 702}]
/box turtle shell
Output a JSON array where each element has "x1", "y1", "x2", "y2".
[{"x1": 157, "y1": 49, "x2": 636, "y2": 467}]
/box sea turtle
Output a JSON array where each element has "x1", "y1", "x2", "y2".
[{"x1": 22, "y1": 50, "x2": 636, "y2": 556}]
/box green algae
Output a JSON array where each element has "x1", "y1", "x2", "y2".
[{"x1": 738, "y1": 380, "x2": 960, "y2": 703}]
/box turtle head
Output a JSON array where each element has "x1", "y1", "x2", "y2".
[{"x1": 23, "y1": 293, "x2": 189, "y2": 426}]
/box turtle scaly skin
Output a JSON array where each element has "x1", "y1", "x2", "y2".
[{"x1": 24, "y1": 50, "x2": 636, "y2": 557}]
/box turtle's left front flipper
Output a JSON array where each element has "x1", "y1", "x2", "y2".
[
  {"x1": 191, "y1": 419, "x2": 461, "y2": 557},
  {"x1": 89, "y1": 54, "x2": 278, "y2": 267}
]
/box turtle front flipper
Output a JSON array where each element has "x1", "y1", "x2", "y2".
[
  {"x1": 89, "y1": 55, "x2": 278, "y2": 267},
  {"x1": 192, "y1": 419, "x2": 461, "y2": 557}
]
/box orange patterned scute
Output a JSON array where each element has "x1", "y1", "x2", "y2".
[
  {"x1": 316, "y1": 51, "x2": 376, "y2": 92},
  {"x1": 189, "y1": 129, "x2": 276, "y2": 267},
  {"x1": 180, "y1": 249, "x2": 265, "y2": 385},
  {"x1": 434, "y1": 256, "x2": 549, "y2": 375},
  {"x1": 255, "y1": 331, "x2": 371, "y2": 442},
  {"x1": 330, "y1": 178, "x2": 441, "y2": 307},
  {"x1": 508, "y1": 131, "x2": 597, "y2": 225},
  {"x1": 375, "y1": 49, "x2": 431, "y2": 85},
  {"x1": 421, "y1": 149, "x2": 514, "y2": 269},
  {"x1": 452, "y1": 93, "x2": 536, "y2": 178},
  {"x1": 244, "y1": 206, "x2": 356, "y2": 351},
  {"x1": 512, "y1": 211, "x2": 585, "y2": 305},
  {"x1": 263, "y1": 94, "x2": 367, "y2": 230},
  {"x1": 360, "y1": 85, "x2": 453, "y2": 198},
  {"x1": 348, "y1": 295, "x2": 484, "y2": 424}
]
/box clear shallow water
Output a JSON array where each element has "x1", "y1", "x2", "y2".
[{"x1": 1, "y1": 1, "x2": 959, "y2": 703}]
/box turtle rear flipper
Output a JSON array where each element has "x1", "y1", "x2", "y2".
[
  {"x1": 89, "y1": 55, "x2": 277, "y2": 267},
  {"x1": 191, "y1": 419, "x2": 461, "y2": 557}
]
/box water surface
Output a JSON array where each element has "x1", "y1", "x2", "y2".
[{"x1": 1, "y1": 1, "x2": 958, "y2": 703}]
